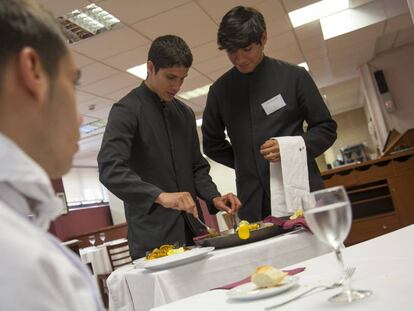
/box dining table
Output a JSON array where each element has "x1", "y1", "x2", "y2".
[
  {"x1": 80, "y1": 238, "x2": 127, "y2": 275},
  {"x1": 150, "y1": 224, "x2": 414, "y2": 311},
  {"x1": 107, "y1": 229, "x2": 331, "y2": 311}
]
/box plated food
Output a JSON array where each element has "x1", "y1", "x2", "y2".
[
  {"x1": 134, "y1": 246, "x2": 215, "y2": 270},
  {"x1": 251, "y1": 265, "x2": 288, "y2": 288},
  {"x1": 289, "y1": 208, "x2": 304, "y2": 220},
  {"x1": 227, "y1": 265, "x2": 296, "y2": 301},
  {"x1": 195, "y1": 221, "x2": 292, "y2": 249},
  {"x1": 146, "y1": 244, "x2": 188, "y2": 260}
]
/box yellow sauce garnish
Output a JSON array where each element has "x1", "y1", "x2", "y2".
[
  {"x1": 167, "y1": 247, "x2": 185, "y2": 256},
  {"x1": 235, "y1": 220, "x2": 262, "y2": 240},
  {"x1": 238, "y1": 223, "x2": 251, "y2": 239}
]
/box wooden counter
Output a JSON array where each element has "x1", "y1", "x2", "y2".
[{"x1": 321, "y1": 149, "x2": 414, "y2": 245}]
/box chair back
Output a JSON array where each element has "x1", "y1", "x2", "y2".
[{"x1": 105, "y1": 240, "x2": 132, "y2": 271}]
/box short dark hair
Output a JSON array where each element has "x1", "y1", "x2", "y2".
[
  {"x1": 148, "y1": 35, "x2": 193, "y2": 73},
  {"x1": 0, "y1": 0, "x2": 67, "y2": 81},
  {"x1": 217, "y1": 6, "x2": 266, "y2": 52}
]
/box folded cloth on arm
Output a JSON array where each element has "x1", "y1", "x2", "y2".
[{"x1": 270, "y1": 136, "x2": 309, "y2": 217}]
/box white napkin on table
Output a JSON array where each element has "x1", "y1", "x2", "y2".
[{"x1": 270, "y1": 136, "x2": 309, "y2": 217}]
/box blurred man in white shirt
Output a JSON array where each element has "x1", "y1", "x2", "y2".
[{"x1": 0, "y1": 0, "x2": 103, "y2": 310}]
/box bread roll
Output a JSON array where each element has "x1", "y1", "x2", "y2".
[{"x1": 251, "y1": 265, "x2": 288, "y2": 288}]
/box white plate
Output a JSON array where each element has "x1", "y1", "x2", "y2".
[
  {"x1": 133, "y1": 246, "x2": 214, "y2": 270},
  {"x1": 227, "y1": 276, "x2": 298, "y2": 300}
]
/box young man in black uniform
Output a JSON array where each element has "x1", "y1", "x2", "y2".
[
  {"x1": 98, "y1": 35, "x2": 241, "y2": 259},
  {"x1": 202, "y1": 6, "x2": 337, "y2": 222}
]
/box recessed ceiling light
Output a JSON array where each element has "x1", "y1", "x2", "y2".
[
  {"x1": 298, "y1": 62, "x2": 309, "y2": 71},
  {"x1": 80, "y1": 119, "x2": 107, "y2": 135},
  {"x1": 127, "y1": 63, "x2": 147, "y2": 80},
  {"x1": 59, "y1": 3, "x2": 120, "y2": 43},
  {"x1": 288, "y1": 0, "x2": 349, "y2": 28},
  {"x1": 178, "y1": 84, "x2": 211, "y2": 100},
  {"x1": 320, "y1": 1, "x2": 385, "y2": 40}
]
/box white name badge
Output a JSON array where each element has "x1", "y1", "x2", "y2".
[{"x1": 261, "y1": 94, "x2": 286, "y2": 115}]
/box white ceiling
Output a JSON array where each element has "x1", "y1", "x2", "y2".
[{"x1": 36, "y1": 0, "x2": 414, "y2": 166}]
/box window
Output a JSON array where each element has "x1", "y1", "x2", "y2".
[{"x1": 62, "y1": 167, "x2": 109, "y2": 208}]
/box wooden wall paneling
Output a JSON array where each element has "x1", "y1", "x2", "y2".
[{"x1": 388, "y1": 174, "x2": 414, "y2": 226}]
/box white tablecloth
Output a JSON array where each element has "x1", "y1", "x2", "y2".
[
  {"x1": 151, "y1": 225, "x2": 414, "y2": 311},
  {"x1": 80, "y1": 238, "x2": 127, "y2": 275},
  {"x1": 80, "y1": 245, "x2": 112, "y2": 275},
  {"x1": 108, "y1": 230, "x2": 330, "y2": 311}
]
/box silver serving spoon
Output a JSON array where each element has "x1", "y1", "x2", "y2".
[{"x1": 195, "y1": 217, "x2": 219, "y2": 237}]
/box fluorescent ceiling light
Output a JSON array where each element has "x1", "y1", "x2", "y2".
[
  {"x1": 127, "y1": 63, "x2": 147, "y2": 80},
  {"x1": 298, "y1": 62, "x2": 309, "y2": 71},
  {"x1": 179, "y1": 84, "x2": 211, "y2": 100},
  {"x1": 320, "y1": 0, "x2": 386, "y2": 40},
  {"x1": 288, "y1": 0, "x2": 349, "y2": 28},
  {"x1": 65, "y1": 3, "x2": 119, "y2": 35},
  {"x1": 80, "y1": 119, "x2": 107, "y2": 135}
]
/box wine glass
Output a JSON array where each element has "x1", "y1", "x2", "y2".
[
  {"x1": 88, "y1": 235, "x2": 96, "y2": 247},
  {"x1": 99, "y1": 232, "x2": 106, "y2": 244},
  {"x1": 302, "y1": 186, "x2": 372, "y2": 303}
]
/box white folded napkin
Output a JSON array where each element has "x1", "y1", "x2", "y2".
[{"x1": 270, "y1": 136, "x2": 309, "y2": 217}]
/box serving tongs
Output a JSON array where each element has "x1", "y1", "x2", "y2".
[{"x1": 196, "y1": 213, "x2": 240, "y2": 238}]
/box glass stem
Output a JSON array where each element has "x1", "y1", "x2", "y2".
[{"x1": 335, "y1": 247, "x2": 352, "y2": 298}]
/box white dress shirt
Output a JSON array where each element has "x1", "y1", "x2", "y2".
[{"x1": 0, "y1": 133, "x2": 103, "y2": 311}]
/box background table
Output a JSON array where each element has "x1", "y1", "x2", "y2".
[
  {"x1": 108, "y1": 230, "x2": 330, "y2": 311},
  {"x1": 151, "y1": 225, "x2": 414, "y2": 311},
  {"x1": 80, "y1": 238, "x2": 127, "y2": 275}
]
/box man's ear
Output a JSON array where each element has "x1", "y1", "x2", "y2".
[
  {"x1": 147, "y1": 60, "x2": 154, "y2": 76},
  {"x1": 18, "y1": 47, "x2": 48, "y2": 106},
  {"x1": 261, "y1": 30, "x2": 268, "y2": 46}
]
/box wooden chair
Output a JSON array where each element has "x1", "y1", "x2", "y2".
[
  {"x1": 97, "y1": 240, "x2": 132, "y2": 308},
  {"x1": 106, "y1": 240, "x2": 132, "y2": 270}
]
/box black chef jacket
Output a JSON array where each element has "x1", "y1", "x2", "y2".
[
  {"x1": 98, "y1": 82, "x2": 220, "y2": 259},
  {"x1": 202, "y1": 56, "x2": 337, "y2": 222}
]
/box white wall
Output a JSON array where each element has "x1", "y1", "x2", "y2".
[
  {"x1": 369, "y1": 43, "x2": 414, "y2": 134},
  {"x1": 359, "y1": 64, "x2": 388, "y2": 148},
  {"x1": 107, "y1": 190, "x2": 126, "y2": 224},
  {"x1": 205, "y1": 158, "x2": 237, "y2": 230},
  {"x1": 332, "y1": 108, "x2": 375, "y2": 159},
  {"x1": 206, "y1": 158, "x2": 237, "y2": 195}
]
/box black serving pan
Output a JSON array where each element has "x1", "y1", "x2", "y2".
[{"x1": 194, "y1": 223, "x2": 293, "y2": 249}]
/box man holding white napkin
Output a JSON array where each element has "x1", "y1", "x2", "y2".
[{"x1": 202, "y1": 6, "x2": 337, "y2": 221}]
